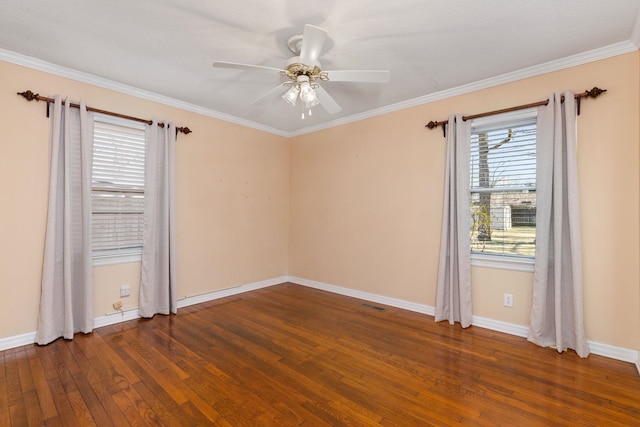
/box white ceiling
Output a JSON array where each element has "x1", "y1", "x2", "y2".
[{"x1": 2, "y1": 1, "x2": 640, "y2": 135}]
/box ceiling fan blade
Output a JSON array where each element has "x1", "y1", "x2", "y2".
[
  {"x1": 314, "y1": 85, "x2": 342, "y2": 115},
  {"x1": 298, "y1": 24, "x2": 328, "y2": 66},
  {"x1": 325, "y1": 70, "x2": 391, "y2": 83},
  {"x1": 251, "y1": 83, "x2": 288, "y2": 105},
  {"x1": 212, "y1": 61, "x2": 283, "y2": 74}
]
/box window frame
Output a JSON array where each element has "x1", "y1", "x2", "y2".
[
  {"x1": 469, "y1": 108, "x2": 537, "y2": 272},
  {"x1": 91, "y1": 114, "x2": 146, "y2": 266}
]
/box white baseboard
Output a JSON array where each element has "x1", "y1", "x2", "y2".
[
  {"x1": 0, "y1": 276, "x2": 288, "y2": 352},
  {"x1": 587, "y1": 341, "x2": 639, "y2": 364},
  {"x1": 93, "y1": 307, "x2": 142, "y2": 329},
  {"x1": 470, "y1": 315, "x2": 529, "y2": 338},
  {"x1": 288, "y1": 276, "x2": 435, "y2": 316},
  {"x1": 177, "y1": 276, "x2": 287, "y2": 308},
  {"x1": 287, "y1": 276, "x2": 640, "y2": 367},
  {"x1": 0, "y1": 331, "x2": 37, "y2": 352}
]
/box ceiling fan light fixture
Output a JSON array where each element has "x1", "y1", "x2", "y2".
[
  {"x1": 304, "y1": 96, "x2": 319, "y2": 109},
  {"x1": 282, "y1": 85, "x2": 299, "y2": 106},
  {"x1": 299, "y1": 81, "x2": 318, "y2": 105}
]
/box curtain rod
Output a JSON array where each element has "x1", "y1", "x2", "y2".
[
  {"x1": 425, "y1": 86, "x2": 606, "y2": 136},
  {"x1": 17, "y1": 90, "x2": 192, "y2": 135}
]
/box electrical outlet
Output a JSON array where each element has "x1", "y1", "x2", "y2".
[
  {"x1": 120, "y1": 285, "x2": 131, "y2": 298},
  {"x1": 503, "y1": 293, "x2": 513, "y2": 308},
  {"x1": 113, "y1": 301, "x2": 123, "y2": 310}
]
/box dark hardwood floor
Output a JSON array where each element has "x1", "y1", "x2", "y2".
[{"x1": 1, "y1": 282, "x2": 639, "y2": 426}]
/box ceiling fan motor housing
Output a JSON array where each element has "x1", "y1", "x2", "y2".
[{"x1": 286, "y1": 56, "x2": 321, "y2": 73}]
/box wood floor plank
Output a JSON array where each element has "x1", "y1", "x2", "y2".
[
  {"x1": 26, "y1": 346, "x2": 58, "y2": 421},
  {"x1": 15, "y1": 347, "x2": 35, "y2": 397},
  {"x1": 65, "y1": 389, "x2": 97, "y2": 426},
  {"x1": 2, "y1": 282, "x2": 639, "y2": 426},
  {"x1": 122, "y1": 329, "x2": 227, "y2": 424},
  {"x1": 22, "y1": 389, "x2": 45, "y2": 427},
  {"x1": 178, "y1": 401, "x2": 218, "y2": 426},
  {"x1": 110, "y1": 389, "x2": 155, "y2": 427},
  {"x1": 9, "y1": 400, "x2": 28, "y2": 427},
  {"x1": 43, "y1": 417, "x2": 63, "y2": 427},
  {"x1": 4, "y1": 350, "x2": 23, "y2": 405},
  {"x1": 66, "y1": 347, "x2": 132, "y2": 426},
  {"x1": 116, "y1": 335, "x2": 189, "y2": 406},
  {"x1": 89, "y1": 332, "x2": 141, "y2": 388},
  {"x1": 117, "y1": 378, "x2": 163, "y2": 426},
  {"x1": 37, "y1": 363, "x2": 79, "y2": 426},
  {"x1": 0, "y1": 352, "x2": 11, "y2": 427},
  {"x1": 83, "y1": 379, "x2": 130, "y2": 427},
  {"x1": 131, "y1": 380, "x2": 188, "y2": 427}
]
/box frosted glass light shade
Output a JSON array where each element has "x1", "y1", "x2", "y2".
[
  {"x1": 282, "y1": 86, "x2": 299, "y2": 106},
  {"x1": 299, "y1": 81, "x2": 317, "y2": 105}
]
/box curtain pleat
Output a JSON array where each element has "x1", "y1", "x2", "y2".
[
  {"x1": 36, "y1": 96, "x2": 94, "y2": 345},
  {"x1": 139, "y1": 120, "x2": 177, "y2": 317},
  {"x1": 435, "y1": 115, "x2": 473, "y2": 328},
  {"x1": 528, "y1": 91, "x2": 589, "y2": 358}
]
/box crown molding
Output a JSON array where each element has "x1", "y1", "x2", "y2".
[
  {"x1": 2, "y1": 37, "x2": 637, "y2": 139},
  {"x1": 631, "y1": 10, "x2": 640, "y2": 50},
  {"x1": 0, "y1": 48, "x2": 290, "y2": 137},
  {"x1": 289, "y1": 40, "x2": 638, "y2": 137}
]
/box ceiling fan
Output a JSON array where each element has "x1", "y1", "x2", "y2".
[{"x1": 212, "y1": 24, "x2": 391, "y2": 118}]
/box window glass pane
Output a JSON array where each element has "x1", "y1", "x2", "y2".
[
  {"x1": 470, "y1": 117, "x2": 536, "y2": 258},
  {"x1": 470, "y1": 192, "x2": 536, "y2": 257}
]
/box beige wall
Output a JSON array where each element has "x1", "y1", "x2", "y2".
[
  {"x1": 2, "y1": 52, "x2": 639, "y2": 353},
  {"x1": 0, "y1": 60, "x2": 290, "y2": 338},
  {"x1": 289, "y1": 52, "x2": 640, "y2": 350}
]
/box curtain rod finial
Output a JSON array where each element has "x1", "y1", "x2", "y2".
[
  {"x1": 585, "y1": 87, "x2": 606, "y2": 99},
  {"x1": 425, "y1": 121, "x2": 439, "y2": 129},
  {"x1": 17, "y1": 90, "x2": 40, "y2": 102}
]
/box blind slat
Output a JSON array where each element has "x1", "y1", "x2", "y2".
[{"x1": 92, "y1": 117, "x2": 146, "y2": 254}]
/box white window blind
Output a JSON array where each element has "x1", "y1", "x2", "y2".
[
  {"x1": 92, "y1": 116, "x2": 146, "y2": 260},
  {"x1": 470, "y1": 111, "x2": 537, "y2": 258}
]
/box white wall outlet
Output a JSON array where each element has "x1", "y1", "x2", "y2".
[
  {"x1": 120, "y1": 285, "x2": 131, "y2": 298},
  {"x1": 504, "y1": 293, "x2": 513, "y2": 308}
]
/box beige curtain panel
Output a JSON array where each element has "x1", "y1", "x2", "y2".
[
  {"x1": 139, "y1": 119, "x2": 178, "y2": 317},
  {"x1": 435, "y1": 114, "x2": 473, "y2": 328},
  {"x1": 36, "y1": 96, "x2": 94, "y2": 345},
  {"x1": 528, "y1": 91, "x2": 589, "y2": 358}
]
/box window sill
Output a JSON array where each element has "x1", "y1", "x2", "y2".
[
  {"x1": 471, "y1": 253, "x2": 534, "y2": 272},
  {"x1": 93, "y1": 253, "x2": 142, "y2": 267}
]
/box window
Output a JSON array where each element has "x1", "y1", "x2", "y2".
[
  {"x1": 469, "y1": 110, "x2": 537, "y2": 269},
  {"x1": 91, "y1": 115, "x2": 146, "y2": 265}
]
